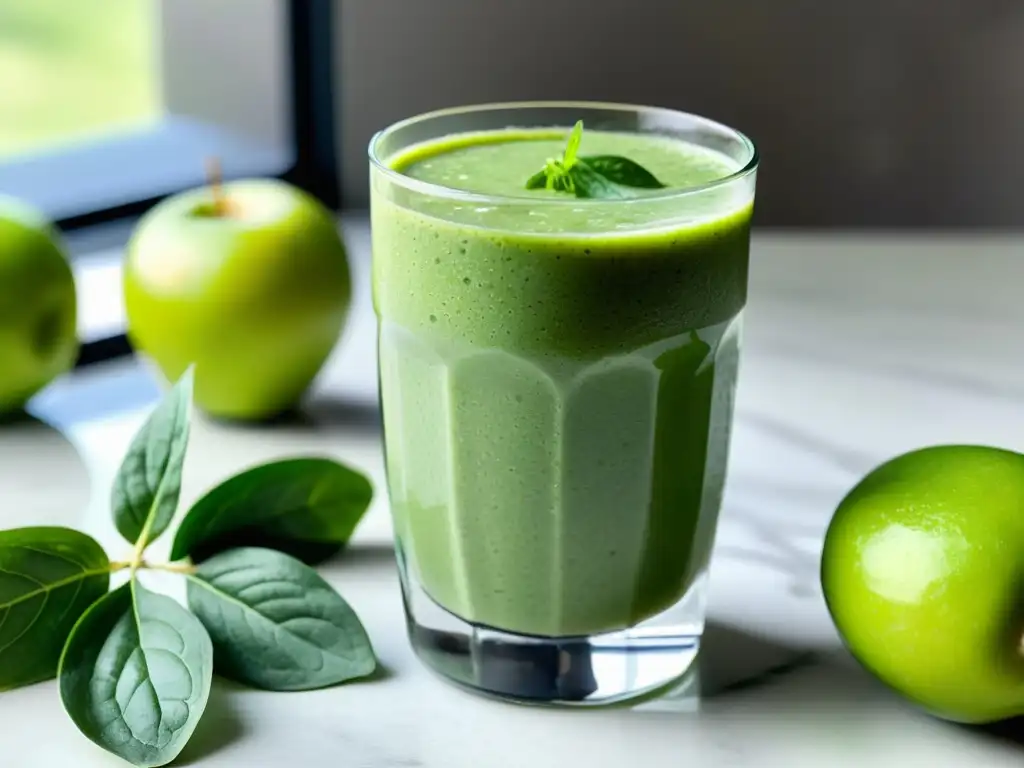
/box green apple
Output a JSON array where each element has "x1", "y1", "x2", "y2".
[
  {"x1": 123, "y1": 178, "x2": 351, "y2": 421},
  {"x1": 0, "y1": 196, "x2": 78, "y2": 415},
  {"x1": 821, "y1": 445, "x2": 1024, "y2": 724}
]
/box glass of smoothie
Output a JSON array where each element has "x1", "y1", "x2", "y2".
[{"x1": 369, "y1": 102, "x2": 757, "y2": 706}]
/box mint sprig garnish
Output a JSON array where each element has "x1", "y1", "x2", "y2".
[{"x1": 525, "y1": 120, "x2": 666, "y2": 199}]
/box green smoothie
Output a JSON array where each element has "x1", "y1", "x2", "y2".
[{"x1": 373, "y1": 127, "x2": 751, "y2": 638}]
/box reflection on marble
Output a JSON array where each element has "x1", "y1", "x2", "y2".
[
  {"x1": 713, "y1": 408, "x2": 881, "y2": 599},
  {"x1": 631, "y1": 622, "x2": 820, "y2": 714}
]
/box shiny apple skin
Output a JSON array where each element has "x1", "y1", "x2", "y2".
[
  {"x1": 123, "y1": 179, "x2": 351, "y2": 420},
  {"x1": 0, "y1": 197, "x2": 77, "y2": 415}
]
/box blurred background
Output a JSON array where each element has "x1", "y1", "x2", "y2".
[
  {"x1": 339, "y1": 0, "x2": 1024, "y2": 227},
  {"x1": 5, "y1": 0, "x2": 1024, "y2": 228},
  {"x1": 1, "y1": 0, "x2": 1021, "y2": 367}
]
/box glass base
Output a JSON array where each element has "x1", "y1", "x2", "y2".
[{"x1": 398, "y1": 548, "x2": 708, "y2": 707}]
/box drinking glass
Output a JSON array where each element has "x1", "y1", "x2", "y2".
[{"x1": 369, "y1": 102, "x2": 757, "y2": 705}]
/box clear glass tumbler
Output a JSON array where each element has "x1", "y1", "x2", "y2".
[{"x1": 369, "y1": 102, "x2": 757, "y2": 705}]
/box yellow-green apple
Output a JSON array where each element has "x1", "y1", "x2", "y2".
[
  {"x1": 0, "y1": 196, "x2": 77, "y2": 415},
  {"x1": 821, "y1": 445, "x2": 1024, "y2": 724},
  {"x1": 123, "y1": 178, "x2": 351, "y2": 421}
]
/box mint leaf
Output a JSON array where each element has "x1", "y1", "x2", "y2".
[
  {"x1": 569, "y1": 160, "x2": 637, "y2": 200},
  {"x1": 524, "y1": 120, "x2": 666, "y2": 200},
  {"x1": 112, "y1": 369, "x2": 193, "y2": 550},
  {"x1": 562, "y1": 120, "x2": 584, "y2": 166},
  {"x1": 525, "y1": 169, "x2": 549, "y2": 190},
  {"x1": 186, "y1": 547, "x2": 376, "y2": 691},
  {"x1": 526, "y1": 160, "x2": 574, "y2": 192},
  {"x1": 578, "y1": 155, "x2": 665, "y2": 189},
  {"x1": 170, "y1": 457, "x2": 374, "y2": 565},
  {"x1": 59, "y1": 580, "x2": 214, "y2": 767},
  {"x1": 0, "y1": 527, "x2": 111, "y2": 691}
]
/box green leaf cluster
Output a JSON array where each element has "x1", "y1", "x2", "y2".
[
  {"x1": 0, "y1": 370, "x2": 377, "y2": 766},
  {"x1": 525, "y1": 120, "x2": 667, "y2": 199}
]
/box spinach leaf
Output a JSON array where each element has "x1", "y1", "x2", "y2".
[
  {"x1": 170, "y1": 457, "x2": 373, "y2": 565},
  {"x1": 59, "y1": 580, "x2": 213, "y2": 767},
  {"x1": 0, "y1": 527, "x2": 110, "y2": 690},
  {"x1": 186, "y1": 547, "x2": 376, "y2": 691},
  {"x1": 112, "y1": 370, "x2": 193, "y2": 551}
]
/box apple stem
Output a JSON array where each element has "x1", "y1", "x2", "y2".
[{"x1": 205, "y1": 156, "x2": 227, "y2": 216}]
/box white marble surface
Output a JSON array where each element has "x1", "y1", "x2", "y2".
[{"x1": 2, "y1": 221, "x2": 1023, "y2": 766}]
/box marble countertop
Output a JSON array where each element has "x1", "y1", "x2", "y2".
[{"x1": 1, "y1": 221, "x2": 1022, "y2": 766}]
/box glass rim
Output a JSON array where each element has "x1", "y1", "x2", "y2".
[{"x1": 367, "y1": 100, "x2": 758, "y2": 207}]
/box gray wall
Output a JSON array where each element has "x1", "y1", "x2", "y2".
[
  {"x1": 337, "y1": 0, "x2": 1024, "y2": 227},
  {"x1": 162, "y1": 0, "x2": 289, "y2": 148}
]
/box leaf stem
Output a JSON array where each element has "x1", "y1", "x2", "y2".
[
  {"x1": 563, "y1": 120, "x2": 584, "y2": 167},
  {"x1": 119, "y1": 558, "x2": 198, "y2": 575},
  {"x1": 143, "y1": 561, "x2": 198, "y2": 575},
  {"x1": 129, "y1": 536, "x2": 149, "y2": 572}
]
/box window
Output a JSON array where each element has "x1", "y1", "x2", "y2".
[
  {"x1": 0, "y1": 0, "x2": 339, "y2": 362},
  {"x1": 0, "y1": 0, "x2": 159, "y2": 161}
]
